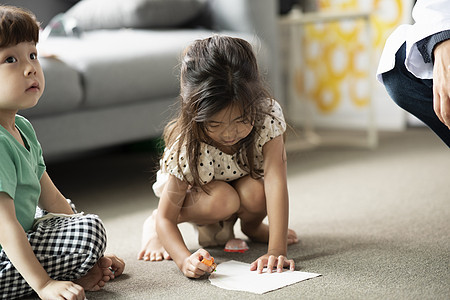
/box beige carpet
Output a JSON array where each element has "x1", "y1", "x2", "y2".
[{"x1": 26, "y1": 127, "x2": 449, "y2": 299}]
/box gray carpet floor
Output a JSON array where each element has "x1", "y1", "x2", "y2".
[{"x1": 27, "y1": 127, "x2": 449, "y2": 299}]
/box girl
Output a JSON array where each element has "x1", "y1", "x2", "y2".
[
  {"x1": 0, "y1": 5, "x2": 124, "y2": 299},
  {"x1": 138, "y1": 35, "x2": 298, "y2": 278}
]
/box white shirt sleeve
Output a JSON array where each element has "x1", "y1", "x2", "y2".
[{"x1": 377, "y1": 0, "x2": 450, "y2": 82}]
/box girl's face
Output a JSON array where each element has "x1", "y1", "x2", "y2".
[
  {"x1": 0, "y1": 41, "x2": 44, "y2": 113},
  {"x1": 204, "y1": 103, "x2": 253, "y2": 148}
]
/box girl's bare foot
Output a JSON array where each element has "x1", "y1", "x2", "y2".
[
  {"x1": 74, "y1": 256, "x2": 113, "y2": 291},
  {"x1": 287, "y1": 228, "x2": 299, "y2": 245},
  {"x1": 138, "y1": 210, "x2": 171, "y2": 261}
]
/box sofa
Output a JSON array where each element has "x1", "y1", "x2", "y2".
[{"x1": 6, "y1": 0, "x2": 281, "y2": 160}]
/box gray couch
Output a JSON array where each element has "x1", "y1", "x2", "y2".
[{"x1": 6, "y1": 0, "x2": 281, "y2": 159}]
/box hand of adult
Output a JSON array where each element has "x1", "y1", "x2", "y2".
[{"x1": 432, "y1": 39, "x2": 450, "y2": 129}]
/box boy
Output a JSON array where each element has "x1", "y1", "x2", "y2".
[{"x1": 0, "y1": 5, "x2": 125, "y2": 299}]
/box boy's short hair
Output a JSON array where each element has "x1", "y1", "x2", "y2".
[{"x1": 0, "y1": 5, "x2": 40, "y2": 48}]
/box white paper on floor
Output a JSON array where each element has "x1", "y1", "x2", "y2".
[{"x1": 208, "y1": 260, "x2": 321, "y2": 294}]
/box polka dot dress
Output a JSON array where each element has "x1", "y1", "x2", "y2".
[{"x1": 152, "y1": 99, "x2": 286, "y2": 197}]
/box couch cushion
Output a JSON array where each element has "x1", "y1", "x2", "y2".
[
  {"x1": 64, "y1": 0, "x2": 207, "y2": 30},
  {"x1": 38, "y1": 29, "x2": 262, "y2": 109},
  {"x1": 21, "y1": 57, "x2": 83, "y2": 118}
]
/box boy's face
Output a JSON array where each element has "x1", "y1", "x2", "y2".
[{"x1": 0, "y1": 41, "x2": 45, "y2": 112}]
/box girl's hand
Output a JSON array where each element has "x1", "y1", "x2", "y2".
[
  {"x1": 181, "y1": 249, "x2": 214, "y2": 278},
  {"x1": 250, "y1": 253, "x2": 295, "y2": 274},
  {"x1": 37, "y1": 279, "x2": 85, "y2": 300}
]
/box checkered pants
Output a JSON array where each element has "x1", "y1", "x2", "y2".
[{"x1": 0, "y1": 212, "x2": 107, "y2": 299}]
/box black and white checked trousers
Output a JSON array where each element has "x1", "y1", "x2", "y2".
[{"x1": 0, "y1": 213, "x2": 107, "y2": 299}]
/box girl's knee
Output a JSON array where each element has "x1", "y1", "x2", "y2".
[
  {"x1": 203, "y1": 182, "x2": 240, "y2": 220},
  {"x1": 234, "y1": 177, "x2": 265, "y2": 214},
  {"x1": 233, "y1": 176, "x2": 266, "y2": 213}
]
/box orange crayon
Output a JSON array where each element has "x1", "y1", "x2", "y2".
[
  {"x1": 201, "y1": 257, "x2": 214, "y2": 266},
  {"x1": 201, "y1": 257, "x2": 217, "y2": 271}
]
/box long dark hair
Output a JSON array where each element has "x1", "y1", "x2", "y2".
[
  {"x1": 0, "y1": 5, "x2": 40, "y2": 48},
  {"x1": 164, "y1": 35, "x2": 275, "y2": 190}
]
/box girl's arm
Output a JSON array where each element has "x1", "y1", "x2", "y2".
[
  {"x1": 264, "y1": 135, "x2": 289, "y2": 254},
  {"x1": 0, "y1": 192, "x2": 85, "y2": 299},
  {"x1": 156, "y1": 175, "x2": 211, "y2": 278},
  {"x1": 256, "y1": 135, "x2": 295, "y2": 272},
  {"x1": 38, "y1": 171, "x2": 73, "y2": 214}
]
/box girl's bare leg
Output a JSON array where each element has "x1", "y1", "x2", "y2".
[
  {"x1": 178, "y1": 181, "x2": 240, "y2": 224},
  {"x1": 234, "y1": 176, "x2": 298, "y2": 245},
  {"x1": 233, "y1": 176, "x2": 269, "y2": 242},
  {"x1": 138, "y1": 181, "x2": 240, "y2": 261},
  {"x1": 138, "y1": 210, "x2": 171, "y2": 261}
]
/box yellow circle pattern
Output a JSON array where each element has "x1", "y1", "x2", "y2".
[{"x1": 297, "y1": 0, "x2": 404, "y2": 114}]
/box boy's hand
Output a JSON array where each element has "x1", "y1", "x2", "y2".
[
  {"x1": 181, "y1": 249, "x2": 214, "y2": 278},
  {"x1": 250, "y1": 253, "x2": 295, "y2": 274},
  {"x1": 37, "y1": 279, "x2": 85, "y2": 300}
]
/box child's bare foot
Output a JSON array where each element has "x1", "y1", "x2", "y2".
[
  {"x1": 287, "y1": 228, "x2": 299, "y2": 245},
  {"x1": 74, "y1": 256, "x2": 113, "y2": 291},
  {"x1": 105, "y1": 253, "x2": 125, "y2": 277},
  {"x1": 138, "y1": 210, "x2": 171, "y2": 261}
]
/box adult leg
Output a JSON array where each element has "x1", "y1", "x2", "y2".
[
  {"x1": 382, "y1": 43, "x2": 450, "y2": 146},
  {"x1": 0, "y1": 214, "x2": 107, "y2": 299}
]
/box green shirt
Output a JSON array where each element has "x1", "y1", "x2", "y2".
[{"x1": 0, "y1": 115, "x2": 46, "y2": 249}]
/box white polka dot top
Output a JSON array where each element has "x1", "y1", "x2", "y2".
[{"x1": 152, "y1": 99, "x2": 286, "y2": 197}]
